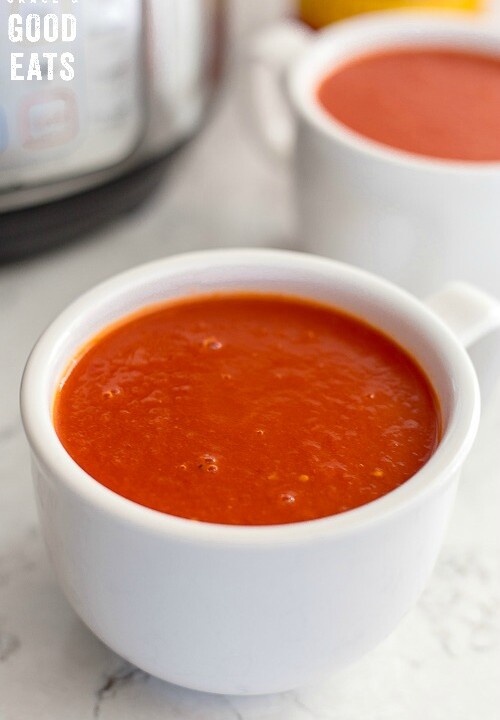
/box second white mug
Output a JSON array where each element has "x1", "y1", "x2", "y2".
[{"x1": 244, "y1": 12, "x2": 500, "y2": 299}]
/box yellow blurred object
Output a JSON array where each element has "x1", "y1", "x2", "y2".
[{"x1": 299, "y1": 0, "x2": 483, "y2": 27}]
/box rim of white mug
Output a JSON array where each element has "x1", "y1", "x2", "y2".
[
  {"x1": 287, "y1": 10, "x2": 500, "y2": 173},
  {"x1": 20, "y1": 249, "x2": 480, "y2": 545}
]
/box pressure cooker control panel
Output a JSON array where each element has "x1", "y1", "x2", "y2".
[{"x1": 0, "y1": 0, "x2": 144, "y2": 192}]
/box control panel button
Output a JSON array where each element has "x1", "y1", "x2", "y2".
[{"x1": 20, "y1": 90, "x2": 79, "y2": 150}]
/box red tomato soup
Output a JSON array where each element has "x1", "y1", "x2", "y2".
[
  {"x1": 317, "y1": 47, "x2": 500, "y2": 161},
  {"x1": 54, "y1": 294, "x2": 440, "y2": 525}
]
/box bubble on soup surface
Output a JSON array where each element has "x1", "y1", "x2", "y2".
[
  {"x1": 202, "y1": 337, "x2": 223, "y2": 350},
  {"x1": 280, "y1": 492, "x2": 296, "y2": 505}
]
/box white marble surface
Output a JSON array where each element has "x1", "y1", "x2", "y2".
[{"x1": 1, "y1": 1, "x2": 500, "y2": 718}]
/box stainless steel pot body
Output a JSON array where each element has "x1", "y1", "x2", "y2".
[{"x1": 0, "y1": 0, "x2": 224, "y2": 212}]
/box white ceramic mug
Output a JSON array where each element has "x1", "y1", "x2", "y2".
[
  {"x1": 20, "y1": 249, "x2": 500, "y2": 695},
  {"x1": 243, "y1": 13, "x2": 500, "y2": 298}
]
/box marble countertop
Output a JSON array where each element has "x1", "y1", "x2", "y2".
[{"x1": 1, "y1": 2, "x2": 499, "y2": 718}]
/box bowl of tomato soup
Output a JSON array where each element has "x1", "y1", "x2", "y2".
[
  {"x1": 53, "y1": 293, "x2": 441, "y2": 526},
  {"x1": 21, "y1": 249, "x2": 483, "y2": 694},
  {"x1": 246, "y1": 13, "x2": 500, "y2": 294}
]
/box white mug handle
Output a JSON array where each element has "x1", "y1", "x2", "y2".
[
  {"x1": 426, "y1": 282, "x2": 500, "y2": 401},
  {"x1": 240, "y1": 20, "x2": 313, "y2": 160}
]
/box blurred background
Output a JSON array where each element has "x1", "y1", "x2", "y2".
[{"x1": 0, "y1": 0, "x2": 495, "y2": 264}]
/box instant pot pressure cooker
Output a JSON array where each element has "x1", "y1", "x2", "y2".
[{"x1": 0, "y1": 0, "x2": 225, "y2": 260}]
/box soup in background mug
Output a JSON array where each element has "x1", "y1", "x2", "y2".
[
  {"x1": 21, "y1": 249, "x2": 500, "y2": 695},
  {"x1": 243, "y1": 13, "x2": 500, "y2": 298},
  {"x1": 317, "y1": 46, "x2": 500, "y2": 161}
]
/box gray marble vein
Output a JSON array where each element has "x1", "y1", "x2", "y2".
[
  {"x1": 0, "y1": 630, "x2": 20, "y2": 663},
  {"x1": 93, "y1": 662, "x2": 150, "y2": 718},
  {"x1": 0, "y1": 423, "x2": 19, "y2": 445}
]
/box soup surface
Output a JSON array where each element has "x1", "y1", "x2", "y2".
[
  {"x1": 317, "y1": 47, "x2": 500, "y2": 161},
  {"x1": 54, "y1": 293, "x2": 440, "y2": 525}
]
